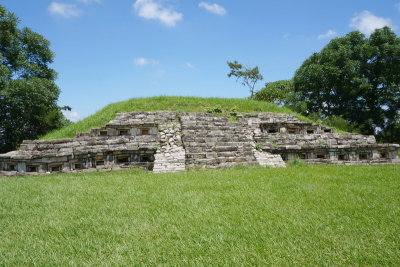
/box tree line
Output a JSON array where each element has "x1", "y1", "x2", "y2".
[
  {"x1": 228, "y1": 26, "x2": 400, "y2": 143},
  {"x1": 0, "y1": 5, "x2": 70, "y2": 153}
]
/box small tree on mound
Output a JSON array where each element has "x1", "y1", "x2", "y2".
[{"x1": 227, "y1": 60, "x2": 263, "y2": 98}]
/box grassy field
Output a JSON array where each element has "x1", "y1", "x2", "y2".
[
  {"x1": 41, "y1": 96, "x2": 315, "y2": 140},
  {"x1": 1, "y1": 165, "x2": 399, "y2": 266}
]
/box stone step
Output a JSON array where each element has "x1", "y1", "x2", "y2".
[
  {"x1": 183, "y1": 137, "x2": 251, "y2": 143},
  {"x1": 185, "y1": 161, "x2": 258, "y2": 169},
  {"x1": 182, "y1": 127, "x2": 248, "y2": 131},
  {"x1": 185, "y1": 143, "x2": 253, "y2": 151},
  {"x1": 186, "y1": 156, "x2": 256, "y2": 165}
]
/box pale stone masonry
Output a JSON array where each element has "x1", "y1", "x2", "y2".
[
  {"x1": 0, "y1": 111, "x2": 399, "y2": 176},
  {"x1": 152, "y1": 122, "x2": 186, "y2": 173}
]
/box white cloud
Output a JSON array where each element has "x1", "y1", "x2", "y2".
[
  {"x1": 133, "y1": 0, "x2": 183, "y2": 27},
  {"x1": 317, "y1": 29, "x2": 337, "y2": 40},
  {"x1": 198, "y1": 2, "x2": 226, "y2": 15},
  {"x1": 48, "y1": 2, "x2": 82, "y2": 18},
  {"x1": 184, "y1": 62, "x2": 195, "y2": 69},
  {"x1": 62, "y1": 111, "x2": 79, "y2": 122},
  {"x1": 76, "y1": 0, "x2": 101, "y2": 4},
  {"x1": 349, "y1": 10, "x2": 393, "y2": 35},
  {"x1": 134, "y1": 57, "x2": 160, "y2": 66}
]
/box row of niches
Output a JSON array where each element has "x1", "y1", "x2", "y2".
[
  {"x1": 0, "y1": 151, "x2": 156, "y2": 173},
  {"x1": 260, "y1": 123, "x2": 332, "y2": 135},
  {"x1": 89, "y1": 126, "x2": 159, "y2": 137},
  {"x1": 278, "y1": 149, "x2": 396, "y2": 161}
]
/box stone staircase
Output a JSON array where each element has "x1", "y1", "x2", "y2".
[{"x1": 180, "y1": 113, "x2": 258, "y2": 168}]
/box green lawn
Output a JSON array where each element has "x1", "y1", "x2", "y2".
[
  {"x1": 1, "y1": 165, "x2": 399, "y2": 265},
  {"x1": 40, "y1": 96, "x2": 316, "y2": 140}
]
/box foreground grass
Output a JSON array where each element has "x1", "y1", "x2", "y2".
[
  {"x1": 1, "y1": 165, "x2": 399, "y2": 265},
  {"x1": 41, "y1": 96, "x2": 312, "y2": 140}
]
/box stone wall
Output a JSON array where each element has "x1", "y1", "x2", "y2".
[
  {"x1": 0, "y1": 111, "x2": 399, "y2": 176},
  {"x1": 152, "y1": 122, "x2": 185, "y2": 173},
  {"x1": 255, "y1": 133, "x2": 376, "y2": 147},
  {"x1": 269, "y1": 144, "x2": 399, "y2": 164},
  {"x1": 253, "y1": 150, "x2": 286, "y2": 168}
]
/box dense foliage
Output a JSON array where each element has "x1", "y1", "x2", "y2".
[
  {"x1": 0, "y1": 5, "x2": 67, "y2": 153},
  {"x1": 254, "y1": 80, "x2": 293, "y2": 104},
  {"x1": 293, "y1": 27, "x2": 400, "y2": 142},
  {"x1": 253, "y1": 79, "x2": 307, "y2": 112}
]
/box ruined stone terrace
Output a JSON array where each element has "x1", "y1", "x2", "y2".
[{"x1": 0, "y1": 111, "x2": 398, "y2": 176}]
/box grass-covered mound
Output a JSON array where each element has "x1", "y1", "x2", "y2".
[
  {"x1": 1, "y1": 165, "x2": 399, "y2": 265},
  {"x1": 41, "y1": 96, "x2": 312, "y2": 140}
]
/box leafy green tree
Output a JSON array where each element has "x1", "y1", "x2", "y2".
[
  {"x1": 227, "y1": 60, "x2": 263, "y2": 97},
  {"x1": 293, "y1": 27, "x2": 400, "y2": 142},
  {"x1": 253, "y1": 80, "x2": 308, "y2": 114},
  {"x1": 0, "y1": 5, "x2": 69, "y2": 153},
  {"x1": 254, "y1": 80, "x2": 293, "y2": 104}
]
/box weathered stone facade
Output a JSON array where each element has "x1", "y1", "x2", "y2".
[{"x1": 0, "y1": 111, "x2": 398, "y2": 176}]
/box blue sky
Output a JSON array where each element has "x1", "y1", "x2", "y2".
[{"x1": 2, "y1": 0, "x2": 400, "y2": 121}]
